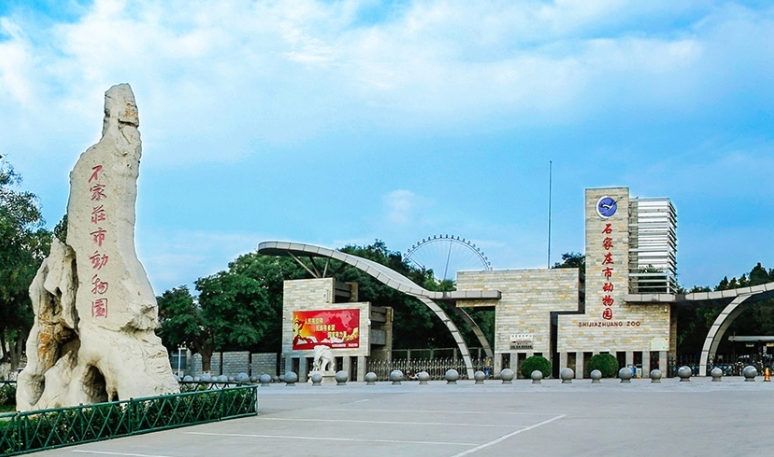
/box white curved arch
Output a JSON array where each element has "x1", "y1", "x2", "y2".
[
  {"x1": 699, "y1": 294, "x2": 752, "y2": 376},
  {"x1": 627, "y1": 281, "x2": 774, "y2": 376},
  {"x1": 258, "y1": 241, "x2": 502, "y2": 378}
]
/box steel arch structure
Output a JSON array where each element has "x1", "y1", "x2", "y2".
[
  {"x1": 258, "y1": 241, "x2": 501, "y2": 378},
  {"x1": 625, "y1": 281, "x2": 774, "y2": 375}
]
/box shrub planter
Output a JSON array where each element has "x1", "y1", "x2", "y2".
[{"x1": 520, "y1": 356, "x2": 551, "y2": 379}]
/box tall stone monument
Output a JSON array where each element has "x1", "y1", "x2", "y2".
[{"x1": 17, "y1": 84, "x2": 179, "y2": 410}]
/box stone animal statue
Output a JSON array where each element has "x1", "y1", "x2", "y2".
[{"x1": 312, "y1": 345, "x2": 335, "y2": 372}]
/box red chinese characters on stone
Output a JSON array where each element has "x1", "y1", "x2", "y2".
[
  {"x1": 90, "y1": 184, "x2": 107, "y2": 201},
  {"x1": 90, "y1": 228, "x2": 107, "y2": 247},
  {"x1": 89, "y1": 165, "x2": 103, "y2": 183},
  {"x1": 91, "y1": 274, "x2": 109, "y2": 295},
  {"x1": 600, "y1": 218, "x2": 616, "y2": 322},
  {"x1": 91, "y1": 205, "x2": 106, "y2": 224},
  {"x1": 89, "y1": 251, "x2": 109, "y2": 270},
  {"x1": 602, "y1": 252, "x2": 614, "y2": 265},
  {"x1": 91, "y1": 298, "x2": 108, "y2": 318},
  {"x1": 86, "y1": 163, "x2": 109, "y2": 318}
]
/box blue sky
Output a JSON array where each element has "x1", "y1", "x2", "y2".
[{"x1": 1, "y1": 0, "x2": 773, "y2": 294}]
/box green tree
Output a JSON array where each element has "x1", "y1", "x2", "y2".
[
  {"x1": 0, "y1": 158, "x2": 52, "y2": 370},
  {"x1": 53, "y1": 214, "x2": 67, "y2": 242},
  {"x1": 157, "y1": 239, "x2": 497, "y2": 363},
  {"x1": 677, "y1": 263, "x2": 774, "y2": 358},
  {"x1": 715, "y1": 263, "x2": 774, "y2": 348},
  {"x1": 553, "y1": 252, "x2": 585, "y2": 275},
  {"x1": 157, "y1": 255, "x2": 302, "y2": 372},
  {"x1": 227, "y1": 252, "x2": 310, "y2": 352},
  {"x1": 337, "y1": 241, "x2": 463, "y2": 350},
  {"x1": 195, "y1": 271, "x2": 271, "y2": 352},
  {"x1": 156, "y1": 286, "x2": 215, "y2": 371}
]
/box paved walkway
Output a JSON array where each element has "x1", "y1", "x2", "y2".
[{"x1": 38, "y1": 377, "x2": 774, "y2": 457}]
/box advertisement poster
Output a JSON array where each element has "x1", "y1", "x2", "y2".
[{"x1": 292, "y1": 309, "x2": 360, "y2": 350}]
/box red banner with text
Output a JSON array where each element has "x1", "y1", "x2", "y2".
[{"x1": 292, "y1": 309, "x2": 360, "y2": 350}]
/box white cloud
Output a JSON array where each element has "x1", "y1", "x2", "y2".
[
  {"x1": 1, "y1": 0, "x2": 772, "y2": 166},
  {"x1": 382, "y1": 189, "x2": 434, "y2": 226},
  {"x1": 0, "y1": 18, "x2": 36, "y2": 105},
  {"x1": 1, "y1": 0, "x2": 771, "y2": 298}
]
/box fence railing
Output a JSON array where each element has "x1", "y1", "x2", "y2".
[
  {"x1": 178, "y1": 380, "x2": 247, "y2": 392},
  {"x1": 0, "y1": 385, "x2": 257, "y2": 456},
  {"x1": 389, "y1": 347, "x2": 489, "y2": 360},
  {"x1": 366, "y1": 358, "x2": 492, "y2": 381},
  {"x1": 667, "y1": 355, "x2": 771, "y2": 377}
]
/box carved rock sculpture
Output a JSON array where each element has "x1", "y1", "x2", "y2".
[
  {"x1": 17, "y1": 84, "x2": 179, "y2": 410},
  {"x1": 312, "y1": 345, "x2": 335, "y2": 373}
]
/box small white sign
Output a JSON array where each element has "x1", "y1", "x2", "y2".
[
  {"x1": 650, "y1": 337, "x2": 668, "y2": 351},
  {"x1": 510, "y1": 333, "x2": 534, "y2": 350}
]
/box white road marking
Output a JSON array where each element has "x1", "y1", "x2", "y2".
[
  {"x1": 325, "y1": 408, "x2": 557, "y2": 416},
  {"x1": 184, "y1": 431, "x2": 478, "y2": 447},
  {"x1": 448, "y1": 414, "x2": 567, "y2": 457},
  {"x1": 256, "y1": 417, "x2": 520, "y2": 427},
  {"x1": 72, "y1": 451, "x2": 177, "y2": 457}
]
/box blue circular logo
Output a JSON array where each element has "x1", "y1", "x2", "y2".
[{"x1": 596, "y1": 196, "x2": 617, "y2": 218}]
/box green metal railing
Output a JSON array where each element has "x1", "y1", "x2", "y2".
[{"x1": 0, "y1": 385, "x2": 257, "y2": 456}]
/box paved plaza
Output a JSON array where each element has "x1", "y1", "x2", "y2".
[{"x1": 35, "y1": 377, "x2": 774, "y2": 457}]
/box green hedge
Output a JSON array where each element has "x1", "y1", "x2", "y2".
[
  {"x1": 587, "y1": 353, "x2": 619, "y2": 378},
  {"x1": 520, "y1": 355, "x2": 552, "y2": 378},
  {"x1": 0, "y1": 382, "x2": 16, "y2": 408}
]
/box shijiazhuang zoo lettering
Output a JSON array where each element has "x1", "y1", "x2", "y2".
[{"x1": 577, "y1": 321, "x2": 641, "y2": 328}]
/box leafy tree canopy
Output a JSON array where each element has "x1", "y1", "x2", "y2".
[
  {"x1": 157, "y1": 239, "x2": 497, "y2": 365},
  {"x1": 676, "y1": 262, "x2": 774, "y2": 357},
  {"x1": 553, "y1": 252, "x2": 585, "y2": 271},
  {"x1": 157, "y1": 253, "x2": 310, "y2": 371},
  {"x1": 0, "y1": 158, "x2": 52, "y2": 368}
]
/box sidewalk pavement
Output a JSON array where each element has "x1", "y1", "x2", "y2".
[{"x1": 36, "y1": 376, "x2": 774, "y2": 457}]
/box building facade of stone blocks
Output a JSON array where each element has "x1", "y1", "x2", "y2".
[
  {"x1": 281, "y1": 277, "x2": 372, "y2": 382},
  {"x1": 457, "y1": 268, "x2": 580, "y2": 377},
  {"x1": 557, "y1": 187, "x2": 675, "y2": 376}
]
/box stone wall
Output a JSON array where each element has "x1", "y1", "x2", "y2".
[
  {"x1": 457, "y1": 269, "x2": 580, "y2": 356},
  {"x1": 221, "y1": 352, "x2": 250, "y2": 375},
  {"x1": 251, "y1": 353, "x2": 278, "y2": 376},
  {"x1": 186, "y1": 352, "x2": 277, "y2": 376}
]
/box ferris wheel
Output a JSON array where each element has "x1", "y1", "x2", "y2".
[{"x1": 405, "y1": 234, "x2": 492, "y2": 282}]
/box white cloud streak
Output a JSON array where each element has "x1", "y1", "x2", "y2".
[
  {"x1": 382, "y1": 189, "x2": 433, "y2": 225},
  {"x1": 1, "y1": 1, "x2": 773, "y2": 290},
  {"x1": 1, "y1": 1, "x2": 771, "y2": 165}
]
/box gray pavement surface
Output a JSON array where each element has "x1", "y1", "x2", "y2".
[{"x1": 34, "y1": 376, "x2": 774, "y2": 457}]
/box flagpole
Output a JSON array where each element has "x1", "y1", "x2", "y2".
[{"x1": 547, "y1": 160, "x2": 552, "y2": 269}]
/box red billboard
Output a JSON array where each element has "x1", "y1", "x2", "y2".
[{"x1": 292, "y1": 308, "x2": 360, "y2": 350}]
